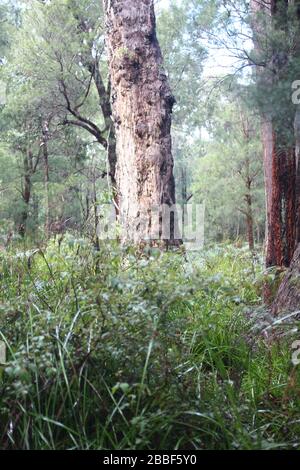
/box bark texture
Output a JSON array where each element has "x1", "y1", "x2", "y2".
[
  {"x1": 246, "y1": 194, "x2": 254, "y2": 252},
  {"x1": 42, "y1": 121, "x2": 50, "y2": 239},
  {"x1": 18, "y1": 137, "x2": 41, "y2": 238},
  {"x1": 272, "y1": 243, "x2": 300, "y2": 315},
  {"x1": 251, "y1": 0, "x2": 298, "y2": 268},
  {"x1": 18, "y1": 150, "x2": 33, "y2": 238},
  {"x1": 263, "y1": 127, "x2": 296, "y2": 267},
  {"x1": 103, "y1": 0, "x2": 178, "y2": 244},
  {"x1": 240, "y1": 117, "x2": 255, "y2": 252}
]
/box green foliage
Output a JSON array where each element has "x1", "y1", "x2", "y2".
[
  {"x1": 157, "y1": 0, "x2": 207, "y2": 128},
  {"x1": 0, "y1": 0, "x2": 298, "y2": 452},
  {"x1": 0, "y1": 241, "x2": 299, "y2": 450},
  {"x1": 0, "y1": 0, "x2": 111, "y2": 240},
  {"x1": 192, "y1": 86, "x2": 265, "y2": 242},
  {"x1": 248, "y1": 1, "x2": 300, "y2": 144}
]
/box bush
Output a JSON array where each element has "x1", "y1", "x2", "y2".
[{"x1": 0, "y1": 239, "x2": 299, "y2": 449}]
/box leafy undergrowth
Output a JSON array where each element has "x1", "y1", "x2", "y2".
[{"x1": 0, "y1": 238, "x2": 299, "y2": 450}]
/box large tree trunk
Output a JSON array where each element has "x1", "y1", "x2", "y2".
[
  {"x1": 251, "y1": 0, "x2": 298, "y2": 268},
  {"x1": 272, "y1": 243, "x2": 300, "y2": 315},
  {"x1": 103, "y1": 0, "x2": 178, "y2": 245},
  {"x1": 262, "y1": 125, "x2": 296, "y2": 267}
]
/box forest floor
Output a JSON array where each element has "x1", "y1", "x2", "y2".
[{"x1": 0, "y1": 238, "x2": 300, "y2": 450}]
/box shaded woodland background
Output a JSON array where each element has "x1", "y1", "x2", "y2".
[{"x1": 0, "y1": 0, "x2": 265, "y2": 249}]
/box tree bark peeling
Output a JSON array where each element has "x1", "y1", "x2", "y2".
[
  {"x1": 264, "y1": 128, "x2": 296, "y2": 268},
  {"x1": 272, "y1": 243, "x2": 300, "y2": 315},
  {"x1": 103, "y1": 0, "x2": 178, "y2": 244}
]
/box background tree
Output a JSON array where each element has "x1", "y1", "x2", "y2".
[
  {"x1": 192, "y1": 85, "x2": 264, "y2": 248},
  {"x1": 250, "y1": 0, "x2": 300, "y2": 268},
  {"x1": 12, "y1": 0, "x2": 117, "y2": 193},
  {"x1": 157, "y1": 0, "x2": 207, "y2": 207}
]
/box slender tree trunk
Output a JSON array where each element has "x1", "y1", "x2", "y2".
[
  {"x1": 92, "y1": 166, "x2": 100, "y2": 251},
  {"x1": 294, "y1": 107, "x2": 300, "y2": 245},
  {"x1": 88, "y1": 60, "x2": 118, "y2": 211},
  {"x1": 74, "y1": 9, "x2": 118, "y2": 204},
  {"x1": 181, "y1": 167, "x2": 187, "y2": 203},
  {"x1": 85, "y1": 191, "x2": 90, "y2": 223},
  {"x1": 243, "y1": 148, "x2": 255, "y2": 252},
  {"x1": 32, "y1": 192, "x2": 39, "y2": 234},
  {"x1": 42, "y1": 121, "x2": 50, "y2": 239},
  {"x1": 103, "y1": 0, "x2": 179, "y2": 245},
  {"x1": 236, "y1": 218, "x2": 240, "y2": 240},
  {"x1": 181, "y1": 166, "x2": 187, "y2": 228},
  {"x1": 18, "y1": 150, "x2": 32, "y2": 237},
  {"x1": 245, "y1": 195, "x2": 254, "y2": 252}
]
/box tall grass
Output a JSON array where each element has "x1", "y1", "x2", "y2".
[{"x1": 0, "y1": 238, "x2": 299, "y2": 449}]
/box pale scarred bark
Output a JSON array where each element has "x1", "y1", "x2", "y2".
[{"x1": 103, "y1": 0, "x2": 178, "y2": 244}]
